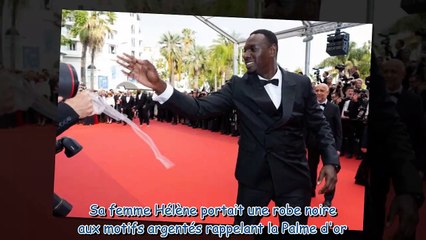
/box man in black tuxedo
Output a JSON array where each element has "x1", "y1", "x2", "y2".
[
  {"x1": 135, "y1": 90, "x2": 148, "y2": 125},
  {"x1": 364, "y1": 55, "x2": 424, "y2": 240},
  {"x1": 117, "y1": 29, "x2": 340, "y2": 225},
  {"x1": 120, "y1": 91, "x2": 135, "y2": 125},
  {"x1": 306, "y1": 83, "x2": 342, "y2": 208},
  {"x1": 383, "y1": 59, "x2": 425, "y2": 179}
]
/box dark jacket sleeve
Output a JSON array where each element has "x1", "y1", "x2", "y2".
[
  {"x1": 57, "y1": 102, "x2": 79, "y2": 136},
  {"x1": 163, "y1": 78, "x2": 235, "y2": 120}
]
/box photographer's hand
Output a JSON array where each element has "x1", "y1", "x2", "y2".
[{"x1": 63, "y1": 90, "x2": 94, "y2": 119}]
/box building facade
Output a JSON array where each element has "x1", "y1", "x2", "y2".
[{"x1": 60, "y1": 11, "x2": 157, "y2": 90}]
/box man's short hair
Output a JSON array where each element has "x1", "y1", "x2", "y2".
[{"x1": 250, "y1": 29, "x2": 278, "y2": 49}]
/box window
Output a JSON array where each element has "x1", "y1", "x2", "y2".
[
  {"x1": 131, "y1": 38, "x2": 135, "y2": 48},
  {"x1": 69, "y1": 42, "x2": 76, "y2": 51},
  {"x1": 136, "y1": 14, "x2": 140, "y2": 21},
  {"x1": 109, "y1": 45, "x2": 116, "y2": 54},
  {"x1": 139, "y1": 40, "x2": 142, "y2": 47},
  {"x1": 107, "y1": 32, "x2": 114, "y2": 39},
  {"x1": 131, "y1": 25, "x2": 135, "y2": 34},
  {"x1": 131, "y1": 50, "x2": 135, "y2": 56}
]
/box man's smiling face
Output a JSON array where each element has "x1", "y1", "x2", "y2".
[{"x1": 243, "y1": 33, "x2": 277, "y2": 78}]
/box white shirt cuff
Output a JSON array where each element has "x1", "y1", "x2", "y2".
[{"x1": 152, "y1": 82, "x2": 174, "y2": 104}]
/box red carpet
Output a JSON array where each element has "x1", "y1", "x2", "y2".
[{"x1": 55, "y1": 120, "x2": 364, "y2": 230}]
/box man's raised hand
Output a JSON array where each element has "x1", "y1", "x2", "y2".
[{"x1": 117, "y1": 53, "x2": 166, "y2": 94}]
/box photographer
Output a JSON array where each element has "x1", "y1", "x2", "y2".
[
  {"x1": 57, "y1": 90, "x2": 95, "y2": 136},
  {"x1": 335, "y1": 64, "x2": 360, "y2": 95},
  {"x1": 322, "y1": 71, "x2": 330, "y2": 83},
  {"x1": 312, "y1": 67, "x2": 323, "y2": 84},
  {"x1": 349, "y1": 66, "x2": 360, "y2": 79},
  {"x1": 340, "y1": 89, "x2": 364, "y2": 159},
  {"x1": 57, "y1": 62, "x2": 96, "y2": 135},
  {"x1": 55, "y1": 63, "x2": 98, "y2": 217}
]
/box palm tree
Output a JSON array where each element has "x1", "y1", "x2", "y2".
[
  {"x1": 87, "y1": 11, "x2": 115, "y2": 89},
  {"x1": 159, "y1": 32, "x2": 182, "y2": 87},
  {"x1": 384, "y1": 13, "x2": 426, "y2": 54},
  {"x1": 65, "y1": 11, "x2": 115, "y2": 88},
  {"x1": 386, "y1": 13, "x2": 426, "y2": 34},
  {"x1": 65, "y1": 10, "x2": 89, "y2": 86},
  {"x1": 154, "y1": 58, "x2": 168, "y2": 80},
  {"x1": 188, "y1": 44, "x2": 207, "y2": 89},
  {"x1": 208, "y1": 35, "x2": 234, "y2": 89},
  {"x1": 181, "y1": 28, "x2": 195, "y2": 55},
  {"x1": 180, "y1": 28, "x2": 195, "y2": 81}
]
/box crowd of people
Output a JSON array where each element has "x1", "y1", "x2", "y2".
[
  {"x1": 80, "y1": 88, "x2": 240, "y2": 137},
  {"x1": 0, "y1": 66, "x2": 59, "y2": 128}
]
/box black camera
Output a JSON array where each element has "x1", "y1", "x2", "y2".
[
  {"x1": 56, "y1": 136, "x2": 83, "y2": 157},
  {"x1": 312, "y1": 67, "x2": 322, "y2": 83},
  {"x1": 59, "y1": 62, "x2": 80, "y2": 100},
  {"x1": 53, "y1": 136, "x2": 83, "y2": 217},
  {"x1": 359, "y1": 89, "x2": 369, "y2": 100},
  {"x1": 335, "y1": 64, "x2": 346, "y2": 71},
  {"x1": 53, "y1": 193, "x2": 73, "y2": 217},
  {"x1": 54, "y1": 63, "x2": 82, "y2": 217}
]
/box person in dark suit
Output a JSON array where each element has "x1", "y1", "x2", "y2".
[
  {"x1": 135, "y1": 90, "x2": 148, "y2": 125},
  {"x1": 364, "y1": 54, "x2": 424, "y2": 240},
  {"x1": 306, "y1": 83, "x2": 342, "y2": 208},
  {"x1": 383, "y1": 58, "x2": 425, "y2": 180},
  {"x1": 117, "y1": 29, "x2": 340, "y2": 225},
  {"x1": 120, "y1": 91, "x2": 135, "y2": 125}
]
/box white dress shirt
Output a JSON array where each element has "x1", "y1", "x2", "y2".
[
  {"x1": 258, "y1": 69, "x2": 282, "y2": 109},
  {"x1": 341, "y1": 99, "x2": 350, "y2": 118},
  {"x1": 318, "y1": 99, "x2": 328, "y2": 111}
]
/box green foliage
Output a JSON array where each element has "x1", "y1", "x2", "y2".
[
  {"x1": 159, "y1": 31, "x2": 182, "y2": 86},
  {"x1": 316, "y1": 41, "x2": 371, "y2": 80},
  {"x1": 61, "y1": 10, "x2": 116, "y2": 87}
]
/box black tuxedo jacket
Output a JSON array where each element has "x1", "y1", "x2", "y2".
[
  {"x1": 394, "y1": 90, "x2": 426, "y2": 172},
  {"x1": 163, "y1": 68, "x2": 339, "y2": 195},
  {"x1": 135, "y1": 92, "x2": 148, "y2": 109},
  {"x1": 306, "y1": 102, "x2": 342, "y2": 151},
  {"x1": 120, "y1": 96, "x2": 135, "y2": 110}
]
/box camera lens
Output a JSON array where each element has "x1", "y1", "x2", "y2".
[{"x1": 53, "y1": 193, "x2": 73, "y2": 217}]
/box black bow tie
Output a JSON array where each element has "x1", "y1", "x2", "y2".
[
  {"x1": 261, "y1": 78, "x2": 279, "y2": 86},
  {"x1": 319, "y1": 103, "x2": 327, "y2": 108}
]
